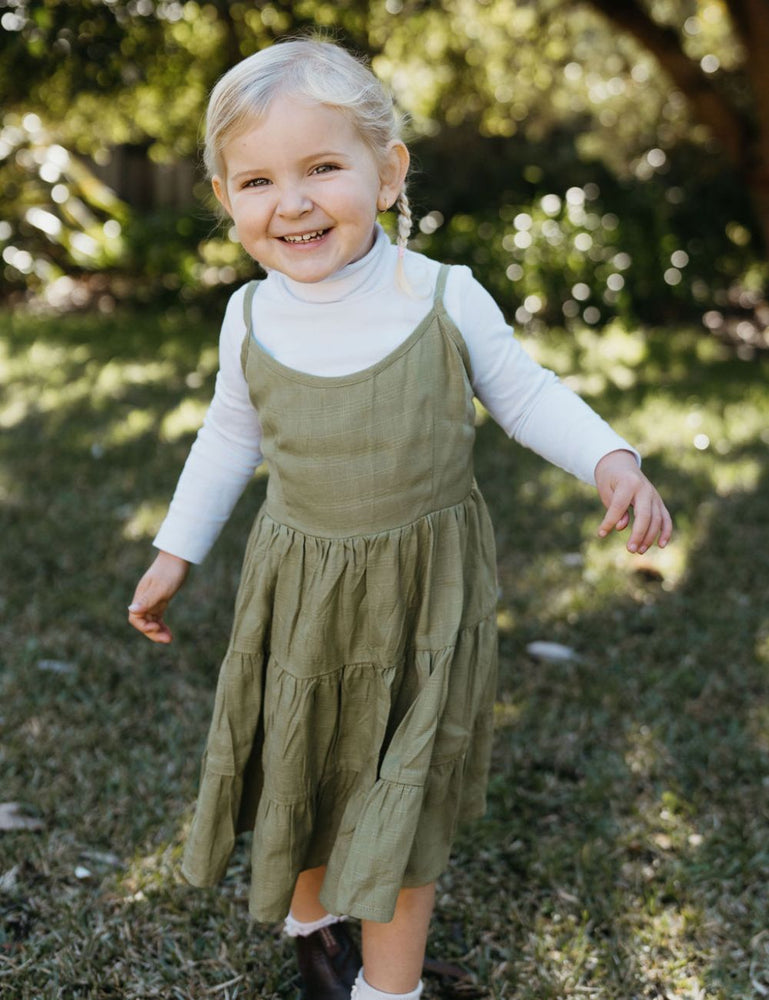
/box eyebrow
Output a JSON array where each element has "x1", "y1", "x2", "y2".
[{"x1": 230, "y1": 151, "x2": 352, "y2": 182}]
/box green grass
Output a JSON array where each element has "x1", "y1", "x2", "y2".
[{"x1": 1, "y1": 307, "x2": 768, "y2": 999}]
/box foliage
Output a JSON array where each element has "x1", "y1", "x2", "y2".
[
  {"x1": 1, "y1": 306, "x2": 768, "y2": 996},
  {"x1": 409, "y1": 129, "x2": 765, "y2": 341},
  {"x1": 0, "y1": 113, "x2": 129, "y2": 290},
  {"x1": 0, "y1": 0, "x2": 767, "y2": 333}
]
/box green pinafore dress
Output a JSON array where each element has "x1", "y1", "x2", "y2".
[{"x1": 181, "y1": 265, "x2": 499, "y2": 923}]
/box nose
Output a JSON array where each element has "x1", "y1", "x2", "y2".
[{"x1": 276, "y1": 182, "x2": 313, "y2": 218}]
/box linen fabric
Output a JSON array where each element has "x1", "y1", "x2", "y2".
[
  {"x1": 154, "y1": 227, "x2": 639, "y2": 565},
  {"x1": 180, "y1": 266, "x2": 499, "y2": 922}
]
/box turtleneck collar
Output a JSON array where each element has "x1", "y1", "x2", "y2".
[{"x1": 264, "y1": 224, "x2": 396, "y2": 304}]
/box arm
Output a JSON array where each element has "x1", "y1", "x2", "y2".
[
  {"x1": 128, "y1": 287, "x2": 262, "y2": 643},
  {"x1": 152, "y1": 285, "x2": 264, "y2": 564},
  {"x1": 444, "y1": 267, "x2": 671, "y2": 550},
  {"x1": 444, "y1": 267, "x2": 638, "y2": 484}
]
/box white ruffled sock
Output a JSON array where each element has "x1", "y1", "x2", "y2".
[
  {"x1": 351, "y1": 969, "x2": 423, "y2": 1000},
  {"x1": 283, "y1": 910, "x2": 345, "y2": 938}
]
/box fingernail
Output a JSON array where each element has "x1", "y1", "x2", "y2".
[{"x1": 128, "y1": 603, "x2": 141, "y2": 612}]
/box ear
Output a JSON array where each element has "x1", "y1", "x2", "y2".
[
  {"x1": 211, "y1": 175, "x2": 232, "y2": 217},
  {"x1": 377, "y1": 141, "x2": 410, "y2": 212}
]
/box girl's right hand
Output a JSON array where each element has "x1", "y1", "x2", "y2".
[{"x1": 127, "y1": 551, "x2": 190, "y2": 644}]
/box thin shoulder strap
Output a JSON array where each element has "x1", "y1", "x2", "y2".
[
  {"x1": 432, "y1": 263, "x2": 473, "y2": 380},
  {"x1": 433, "y1": 263, "x2": 450, "y2": 308},
  {"x1": 240, "y1": 281, "x2": 260, "y2": 374}
]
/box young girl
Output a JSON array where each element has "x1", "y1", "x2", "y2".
[{"x1": 128, "y1": 38, "x2": 671, "y2": 1000}]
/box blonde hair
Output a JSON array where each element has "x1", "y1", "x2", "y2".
[{"x1": 204, "y1": 38, "x2": 412, "y2": 257}]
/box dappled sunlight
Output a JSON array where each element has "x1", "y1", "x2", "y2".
[
  {"x1": 1, "y1": 1, "x2": 765, "y2": 993},
  {"x1": 103, "y1": 406, "x2": 157, "y2": 448},
  {"x1": 469, "y1": 318, "x2": 769, "y2": 996},
  {"x1": 117, "y1": 821, "x2": 190, "y2": 904},
  {"x1": 0, "y1": 393, "x2": 30, "y2": 431},
  {"x1": 710, "y1": 454, "x2": 763, "y2": 497},
  {"x1": 159, "y1": 397, "x2": 208, "y2": 443},
  {"x1": 122, "y1": 499, "x2": 170, "y2": 543},
  {"x1": 3, "y1": 308, "x2": 768, "y2": 998},
  {"x1": 584, "y1": 532, "x2": 686, "y2": 592},
  {"x1": 523, "y1": 903, "x2": 710, "y2": 1000},
  {"x1": 0, "y1": 334, "x2": 184, "y2": 428},
  {"x1": 525, "y1": 319, "x2": 649, "y2": 374},
  {"x1": 495, "y1": 524, "x2": 683, "y2": 639},
  {"x1": 493, "y1": 697, "x2": 522, "y2": 730},
  {"x1": 495, "y1": 607, "x2": 516, "y2": 633},
  {"x1": 622, "y1": 396, "x2": 769, "y2": 479},
  {"x1": 94, "y1": 358, "x2": 178, "y2": 395},
  {"x1": 519, "y1": 322, "x2": 650, "y2": 400}
]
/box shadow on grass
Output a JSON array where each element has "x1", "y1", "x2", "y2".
[
  {"x1": 1, "y1": 311, "x2": 768, "y2": 998},
  {"x1": 439, "y1": 367, "x2": 769, "y2": 997}
]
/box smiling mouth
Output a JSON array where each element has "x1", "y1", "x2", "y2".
[{"x1": 280, "y1": 229, "x2": 329, "y2": 244}]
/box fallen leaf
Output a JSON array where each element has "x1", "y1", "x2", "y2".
[
  {"x1": 526, "y1": 641, "x2": 580, "y2": 663},
  {"x1": 37, "y1": 659, "x2": 76, "y2": 675},
  {"x1": 0, "y1": 803, "x2": 43, "y2": 832},
  {"x1": 0, "y1": 865, "x2": 21, "y2": 892},
  {"x1": 80, "y1": 849, "x2": 122, "y2": 868}
]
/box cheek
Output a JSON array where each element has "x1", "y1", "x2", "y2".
[
  {"x1": 346, "y1": 185, "x2": 381, "y2": 221},
  {"x1": 230, "y1": 197, "x2": 267, "y2": 229}
]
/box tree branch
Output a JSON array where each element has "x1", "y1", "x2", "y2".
[
  {"x1": 723, "y1": 0, "x2": 769, "y2": 176},
  {"x1": 582, "y1": 0, "x2": 750, "y2": 167},
  {"x1": 721, "y1": 0, "x2": 769, "y2": 49}
]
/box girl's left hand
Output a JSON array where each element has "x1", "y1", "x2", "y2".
[{"x1": 594, "y1": 449, "x2": 672, "y2": 554}]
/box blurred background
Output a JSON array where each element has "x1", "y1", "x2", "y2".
[{"x1": 1, "y1": 0, "x2": 767, "y2": 344}]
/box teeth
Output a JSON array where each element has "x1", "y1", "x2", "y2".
[{"x1": 282, "y1": 230, "x2": 325, "y2": 243}]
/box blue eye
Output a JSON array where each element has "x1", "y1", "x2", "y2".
[
  {"x1": 312, "y1": 163, "x2": 339, "y2": 175},
  {"x1": 244, "y1": 177, "x2": 270, "y2": 188}
]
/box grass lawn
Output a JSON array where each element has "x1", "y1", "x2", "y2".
[{"x1": 1, "y1": 305, "x2": 768, "y2": 999}]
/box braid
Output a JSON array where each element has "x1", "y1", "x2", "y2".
[{"x1": 395, "y1": 189, "x2": 412, "y2": 255}]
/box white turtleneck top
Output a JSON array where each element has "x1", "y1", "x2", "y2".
[{"x1": 154, "y1": 226, "x2": 637, "y2": 564}]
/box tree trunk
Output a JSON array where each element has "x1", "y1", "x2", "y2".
[
  {"x1": 724, "y1": 0, "x2": 769, "y2": 252},
  {"x1": 582, "y1": 0, "x2": 769, "y2": 253}
]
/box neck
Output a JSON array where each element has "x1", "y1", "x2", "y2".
[{"x1": 266, "y1": 225, "x2": 395, "y2": 304}]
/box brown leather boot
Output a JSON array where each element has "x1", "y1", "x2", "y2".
[{"x1": 295, "y1": 921, "x2": 361, "y2": 1000}]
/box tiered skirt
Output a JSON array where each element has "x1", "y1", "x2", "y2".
[{"x1": 181, "y1": 485, "x2": 498, "y2": 923}]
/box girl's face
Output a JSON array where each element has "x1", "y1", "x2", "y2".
[{"x1": 213, "y1": 95, "x2": 409, "y2": 283}]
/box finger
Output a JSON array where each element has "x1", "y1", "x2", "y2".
[
  {"x1": 627, "y1": 492, "x2": 653, "y2": 553},
  {"x1": 634, "y1": 508, "x2": 662, "y2": 554},
  {"x1": 144, "y1": 628, "x2": 173, "y2": 644},
  {"x1": 655, "y1": 503, "x2": 673, "y2": 548},
  {"x1": 634, "y1": 498, "x2": 673, "y2": 553},
  {"x1": 613, "y1": 511, "x2": 630, "y2": 532},
  {"x1": 597, "y1": 485, "x2": 634, "y2": 537},
  {"x1": 129, "y1": 620, "x2": 173, "y2": 644},
  {"x1": 128, "y1": 610, "x2": 173, "y2": 643},
  {"x1": 128, "y1": 594, "x2": 168, "y2": 617},
  {"x1": 136, "y1": 626, "x2": 173, "y2": 644}
]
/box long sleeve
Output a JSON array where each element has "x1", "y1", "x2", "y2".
[
  {"x1": 150, "y1": 235, "x2": 639, "y2": 564},
  {"x1": 153, "y1": 287, "x2": 264, "y2": 564},
  {"x1": 442, "y1": 265, "x2": 638, "y2": 484}
]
